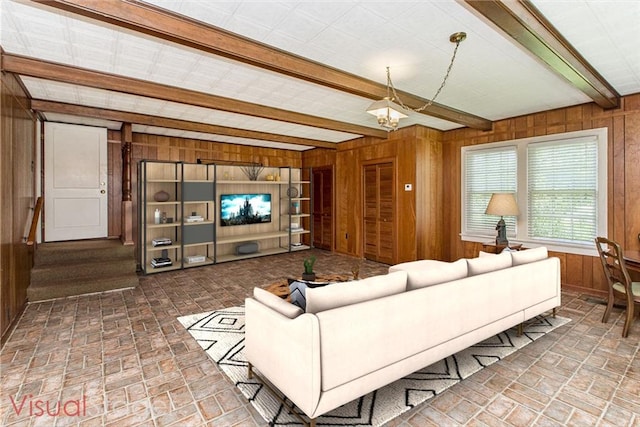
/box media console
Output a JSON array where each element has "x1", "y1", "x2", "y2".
[{"x1": 138, "y1": 160, "x2": 312, "y2": 274}]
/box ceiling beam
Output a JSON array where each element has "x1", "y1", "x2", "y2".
[
  {"x1": 2, "y1": 53, "x2": 387, "y2": 139},
  {"x1": 30, "y1": 99, "x2": 338, "y2": 150},
  {"x1": 464, "y1": 0, "x2": 620, "y2": 109},
  {"x1": 35, "y1": 0, "x2": 492, "y2": 130}
]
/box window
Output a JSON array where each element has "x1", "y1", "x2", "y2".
[
  {"x1": 464, "y1": 146, "x2": 517, "y2": 235},
  {"x1": 461, "y1": 128, "x2": 607, "y2": 255}
]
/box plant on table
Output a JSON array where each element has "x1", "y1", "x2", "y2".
[{"x1": 302, "y1": 255, "x2": 316, "y2": 281}]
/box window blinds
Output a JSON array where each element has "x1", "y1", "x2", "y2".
[
  {"x1": 464, "y1": 147, "x2": 517, "y2": 235},
  {"x1": 527, "y1": 138, "x2": 598, "y2": 243}
]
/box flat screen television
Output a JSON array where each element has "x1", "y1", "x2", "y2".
[{"x1": 220, "y1": 193, "x2": 272, "y2": 226}]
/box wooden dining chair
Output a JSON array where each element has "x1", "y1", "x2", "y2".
[{"x1": 595, "y1": 237, "x2": 640, "y2": 337}]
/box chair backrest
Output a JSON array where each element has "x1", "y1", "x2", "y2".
[{"x1": 594, "y1": 237, "x2": 632, "y2": 295}]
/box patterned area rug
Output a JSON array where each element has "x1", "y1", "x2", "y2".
[{"x1": 178, "y1": 308, "x2": 570, "y2": 426}]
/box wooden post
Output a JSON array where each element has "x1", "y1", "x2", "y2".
[{"x1": 121, "y1": 123, "x2": 134, "y2": 245}]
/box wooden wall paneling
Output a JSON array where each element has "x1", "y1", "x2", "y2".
[
  {"x1": 565, "y1": 105, "x2": 584, "y2": 132},
  {"x1": 444, "y1": 129, "x2": 471, "y2": 262},
  {"x1": 1, "y1": 72, "x2": 36, "y2": 344},
  {"x1": 335, "y1": 148, "x2": 361, "y2": 256},
  {"x1": 611, "y1": 114, "x2": 626, "y2": 245},
  {"x1": 331, "y1": 128, "x2": 421, "y2": 263},
  {"x1": 396, "y1": 136, "x2": 417, "y2": 263},
  {"x1": 564, "y1": 253, "x2": 585, "y2": 289},
  {"x1": 546, "y1": 108, "x2": 566, "y2": 134},
  {"x1": 0, "y1": 74, "x2": 10, "y2": 340},
  {"x1": 591, "y1": 255, "x2": 607, "y2": 293},
  {"x1": 108, "y1": 139, "x2": 123, "y2": 238},
  {"x1": 514, "y1": 115, "x2": 533, "y2": 139},
  {"x1": 624, "y1": 94, "x2": 640, "y2": 251},
  {"x1": 415, "y1": 126, "x2": 443, "y2": 261}
]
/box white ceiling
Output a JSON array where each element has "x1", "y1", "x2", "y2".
[{"x1": 1, "y1": 0, "x2": 639, "y2": 151}]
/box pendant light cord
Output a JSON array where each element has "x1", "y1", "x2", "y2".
[{"x1": 387, "y1": 37, "x2": 463, "y2": 112}]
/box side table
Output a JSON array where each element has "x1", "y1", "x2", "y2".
[{"x1": 481, "y1": 242, "x2": 523, "y2": 254}]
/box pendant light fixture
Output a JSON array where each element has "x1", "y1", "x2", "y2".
[{"x1": 366, "y1": 32, "x2": 467, "y2": 131}]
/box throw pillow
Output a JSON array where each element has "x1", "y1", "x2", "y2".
[
  {"x1": 389, "y1": 259, "x2": 468, "y2": 291},
  {"x1": 253, "y1": 287, "x2": 303, "y2": 319},
  {"x1": 512, "y1": 246, "x2": 548, "y2": 266},
  {"x1": 467, "y1": 251, "x2": 512, "y2": 276},
  {"x1": 305, "y1": 270, "x2": 407, "y2": 314},
  {"x1": 288, "y1": 279, "x2": 309, "y2": 310}
]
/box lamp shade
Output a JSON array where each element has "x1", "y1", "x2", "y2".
[
  {"x1": 485, "y1": 193, "x2": 519, "y2": 216},
  {"x1": 366, "y1": 98, "x2": 408, "y2": 121}
]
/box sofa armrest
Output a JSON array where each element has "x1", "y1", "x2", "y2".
[{"x1": 245, "y1": 297, "x2": 321, "y2": 417}]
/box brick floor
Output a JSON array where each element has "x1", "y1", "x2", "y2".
[{"x1": 0, "y1": 249, "x2": 638, "y2": 426}]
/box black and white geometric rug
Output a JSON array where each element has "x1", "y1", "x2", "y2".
[{"x1": 178, "y1": 307, "x2": 569, "y2": 426}]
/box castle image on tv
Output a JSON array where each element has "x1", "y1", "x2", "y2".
[{"x1": 220, "y1": 193, "x2": 272, "y2": 227}]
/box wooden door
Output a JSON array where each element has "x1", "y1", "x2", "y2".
[
  {"x1": 312, "y1": 167, "x2": 334, "y2": 250},
  {"x1": 44, "y1": 122, "x2": 108, "y2": 241},
  {"x1": 363, "y1": 162, "x2": 395, "y2": 264}
]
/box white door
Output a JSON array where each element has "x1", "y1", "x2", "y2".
[{"x1": 44, "y1": 123, "x2": 108, "y2": 242}]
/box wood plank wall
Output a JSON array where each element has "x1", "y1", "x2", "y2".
[
  {"x1": 106, "y1": 132, "x2": 303, "y2": 259},
  {"x1": 302, "y1": 126, "x2": 443, "y2": 264},
  {"x1": 442, "y1": 94, "x2": 640, "y2": 296},
  {"x1": 303, "y1": 127, "x2": 427, "y2": 263},
  {"x1": 0, "y1": 72, "x2": 37, "y2": 343}
]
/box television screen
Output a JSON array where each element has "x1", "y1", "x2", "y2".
[{"x1": 220, "y1": 193, "x2": 272, "y2": 226}]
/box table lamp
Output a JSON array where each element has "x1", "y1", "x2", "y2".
[{"x1": 485, "y1": 193, "x2": 519, "y2": 245}]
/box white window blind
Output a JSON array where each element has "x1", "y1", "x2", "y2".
[
  {"x1": 527, "y1": 138, "x2": 598, "y2": 244},
  {"x1": 464, "y1": 147, "x2": 517, "y2": 235}
]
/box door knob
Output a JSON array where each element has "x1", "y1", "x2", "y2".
[{"x1": 100, "y1": 190, "x2": 106, "y2": 194}]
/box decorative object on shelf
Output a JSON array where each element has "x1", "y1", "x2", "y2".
[
  {"x1": 186, "y1": 214, "x2": 204, "y2": 223},
  {"x1": 266, "y1": 174, "x2": 274, "y2": 181},
  {"x1": 302, "y1": 255, "x2": 316, "y2": 281},
  {"x1": 236, "y1": 241, "x2": 259, "y2": 255},
  {"x1": 186, "y1": 255, "x2": 206, "y2": 264},
  {"x1": 241, "y1": 163, "x2": 264, "y2": 181},
  {"x1": 152, "y1": 237, "x2": 172, "y2": 247},
  {"x1": 286, "y1": 187, "x2": 299, "y2": 197},
  {"x1": 275, "y1": 174, "x2": 281, "y2": 181},
  {"x1": 291, "y1": 201, "x2": 300, "y2": 215},
  {"x1": 153, "y1": 190, "x2": 170, "y2": 202},
  {"x1": 287, "y1": 223, "x2": 304, "y2": 232},
  {"x1": 151, "y1": 257, "x2": 172, "y2": 268},
  {"x1": 485, "y1": 193, "x2": 519, "y2": 245},
  {"x1": 366, "y1": 32, "x2": 466, "y2": 131},
  {"x1": 154, "y1": 208, "x2": 161, "y2": 224}
]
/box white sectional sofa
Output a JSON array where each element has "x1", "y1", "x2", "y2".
[{"x1": 244, "y1": 247, "x2": 560, "y2": 426}]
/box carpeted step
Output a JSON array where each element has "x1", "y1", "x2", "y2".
[
  {"x1": 30, "y1": 258, "x2": 137, "y2": 284},
  {"x1": 27, "y1": 273, "x2": 139, "y2": 302},
  {"x1": 35, "y1": 240, "x2": 134, "y2": 266},
  {"x1": 29, "y1": 239, "x2": 139, "y2": 301}
]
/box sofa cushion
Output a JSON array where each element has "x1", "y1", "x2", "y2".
[
  {"x1": 467, "y1": 251, "x2": 512, "y2": 276},
  {"x1": 305, "y1": 270, "x2": 407, "y2": 314},
  {"x1": 512, "y1": 247, "x2": 548, "y2": 265},
  {"x1": 389, "y1": 259, "x2": 468, "y2": 291},
  {"x1": 253, "y1": 287, "x2": 303, "y2": 319}
]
